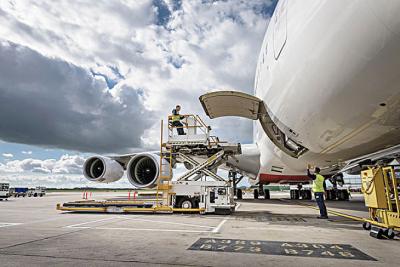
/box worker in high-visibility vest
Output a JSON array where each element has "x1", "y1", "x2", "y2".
[
  {"x1": 171, "y1": 105, "x2": 185, "y2": 135},
  {"x1": 307, "y1": 166, "x2": 328, "y2": 219}
]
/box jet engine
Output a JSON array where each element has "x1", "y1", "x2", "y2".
[
  {"x1": 83, "y1": 156, "x2": 124, "y2": 183},
  {"x1": 127, "y1": 153, "x2": 171, "y2": 188}
]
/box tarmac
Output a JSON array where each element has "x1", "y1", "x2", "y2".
[{"x1": 0, "y1": 191, "x2": 399, "y2": 266}]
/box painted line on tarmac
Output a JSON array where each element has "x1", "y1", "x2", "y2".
[
  {"x1": 65, "y1": 216, "x2": 224, "y2": 233},
  {"x1": 64, "y1": 217, "x2": 119, "y2": 228},
  {"x1": 235, "y1": 203, "x2": 241, "y2": 211},
  {"x1": 0, "y1": 223, "x2": 22, "y2": 228},
  {"x1": 212, "y1": 218, "x2": 227, "y2": 233},
  {"x1": 118, "y1": 217, "x2": 215, "y2": 229},
  {"x1": 69, "y1": 226, "x2": 213, "y2": 233}
]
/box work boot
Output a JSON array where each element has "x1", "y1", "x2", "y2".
[{"x1": 317, "y1": 216, "x2": 328, "y2": 219}]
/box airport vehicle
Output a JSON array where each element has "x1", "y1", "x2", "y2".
[
  {"x1": 31, "y1": 186, "x2": 46, "y2": 197},
  {"x1": 0, "y1": 183, "x2": 10, "y2": 201},
  {"x1": 61, "y1": 115, "x2": 237, "y2": 214},
  {"x1": 13, "y1": 187, "x2": 29, "y2": 197},
  {"x1": 82, "y1": 1, "x2": 400, "y2": 201},
  {"x1": 360, "y1": 165, "x2": 399, "y2": 239}
]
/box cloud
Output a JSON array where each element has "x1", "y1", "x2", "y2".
[
  {"x1": 0, "y1": 0, "x2": 276, "y2": 153},
  {"x1": 22, "y1": 151, "x2": 33, "y2": 155},
  {"x1": 2, "y1": 153, "x2": 13, "y2": 158},
  {"x1": 0, "y1": 41, "x2": 154, "y2": 153},
  {"x1": 0, "y1": 154, "x2": 85, "y2": 174}
]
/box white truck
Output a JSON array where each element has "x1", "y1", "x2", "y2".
[
  {"x1": 172, "y1": 181, "x2": 235, "y2": 214},
  {"x1": 30, "y1": 186, "x2": 46, "y2": 197},
  {"x1": 0, "y1": 183, "x2": 10, "y2": 201}
]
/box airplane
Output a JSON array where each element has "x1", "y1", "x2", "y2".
[{"x1": 83, "y1": 0, "x2": 400, "y2": 201}]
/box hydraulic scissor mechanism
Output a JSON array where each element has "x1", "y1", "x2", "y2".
[
  {"x1": 155, "y1": 114, "x2": 241, "y2": 214},
  {"x1": 176, "y1": 152, "x2": 226, "y2": 182}
]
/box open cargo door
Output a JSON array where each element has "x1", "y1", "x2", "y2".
[
  {"x1": 199, "y1": 91, "x2": 308, "y2": 158},
  {"x1": 199, "y1": 91, "x2": 262, "y2": 120}
]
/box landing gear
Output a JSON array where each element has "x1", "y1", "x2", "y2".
[
  {"x1": 300, "y1": 190, "x2": 312, "y2": 200},
  {"x1": 264, "y1": 189, "x2": 270, "y2": 200},
  {"x1": 236, "y1": 189, "x2": 243, "y2": 200},
  {"x1": 290, "y1": 189, "x2": 299, "y2": 199},
  {"x1": 326, "y1": 189, "x2": 349, "y2": 201},
  {"x1": 229, "y1": 170, "x2": 244, "y2": 200},
  {"x1": 254, "y1": 189, "x2": 259, "y2": 199},
  {"x1": 290, "y1": 189, "x2": 311, "y2": 200}
]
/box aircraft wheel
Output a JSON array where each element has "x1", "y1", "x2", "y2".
[
  {"x1": 237, "y1": 189, "x2": 243, "y2": 200},
  {"x1": 342, "y1": 190, "x2": 349, "y2": 201},
  {"x1": 292, "y1": 190, "x2": 299, "y2": 200},
  {"x1": 254, "y1": 189, "x2": 259, "y2": 199},
  {"x1": 264, "y1": 189, "x2": 270, "y2": 200}
]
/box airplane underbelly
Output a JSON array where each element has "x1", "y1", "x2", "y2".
[{"x1": 257, "y1": 0, "x2": 400, "y2": 164}]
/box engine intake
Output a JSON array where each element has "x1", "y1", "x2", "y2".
[
  {"x1": 127, "y1": 153, "x2": 170, "y2": 188},
  {"x1": 83, "y1": 156, "x2": 124, "y2": 183}
]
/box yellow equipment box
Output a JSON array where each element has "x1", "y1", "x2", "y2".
[{"x1": 361, "y1": 168, "x2": 388, "y2": 209}]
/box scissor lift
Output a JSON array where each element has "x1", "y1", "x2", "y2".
[
  {"x1": 57, "y1": 114, "x2": 240, "y2": 214},
  {"x1": 154, "y1": 114, "x2": 240, "y2": 214}
]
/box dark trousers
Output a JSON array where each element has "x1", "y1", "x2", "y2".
[
  {"x1": 172, "y1": 121, "x2": 185, "y2": 135},
  {"x1": 314, "y1": 192, "x2": 327, "y2": 217}
]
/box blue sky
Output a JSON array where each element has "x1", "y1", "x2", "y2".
[{"x1": 0, "y1": 0, "x2": 277, "y2": 187}]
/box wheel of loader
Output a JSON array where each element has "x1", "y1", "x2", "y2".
[
  {"x1": 254, "y1": 189, "x2": 259, "y2": 199},
  {"x1": 264, "y1": 189, "x2": 270, "y2": 200},
  {"x1": 236, "y1": 189, "x2": 243, "y2": 200},
  {"x1": 385, "y1": 229, "x2": 395, "y2": 239},
  {"x1": 178, "y1": 197, "x2": 194, "y2": 209},
  {"x1": 370, "y1": 226, "x2": 384, "y2": 239},
  {"x1": 362, "y1": 222, "x2": 371, "y2": 231}
]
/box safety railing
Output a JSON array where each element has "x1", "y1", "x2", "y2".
[{"x1": 167, "y1": 114, "x2": 212, "y2": 145}]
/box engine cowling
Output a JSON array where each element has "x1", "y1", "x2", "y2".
[
  {"x1": 127, "y1": 153, "x2": 171, "y2": 188},
  {"x1": 83, "y1": 156, "x2": 124, "y2": 183}
]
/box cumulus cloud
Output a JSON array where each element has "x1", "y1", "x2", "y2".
[
  {"x1": 0, "y1": 154, "x2": 85, "y2": 174},
  {"x1": 0, "y1": 0, "x2": 276, "y2": 153},
  {"x1": 0, "y1": 41, "x2": 154, "y2": 153},
  {"x1": 22, "y1": 150, "x2": 32, "y2": 155},
  {"x1": 2, "y1": 153, "x2": 13, "y2": 158}
]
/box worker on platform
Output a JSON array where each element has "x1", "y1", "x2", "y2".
[
  {"x1": 171, "y1": 105, "x2": 186, "y2": 135},
  {"x1": 307, "y1": 165, "x2": 328, "y2": 219}
]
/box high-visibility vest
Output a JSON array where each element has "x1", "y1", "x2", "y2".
[
  {"x1": 171, "y1": 114, "x2": 181, "y2": 122},
  {"x1": 312, "y1": 174, "x2": 325, "y2": 193}
]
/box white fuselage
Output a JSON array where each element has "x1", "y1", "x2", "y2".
[{"x1": 253, "y1": 0, "x2": 400, "y2": 183}]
